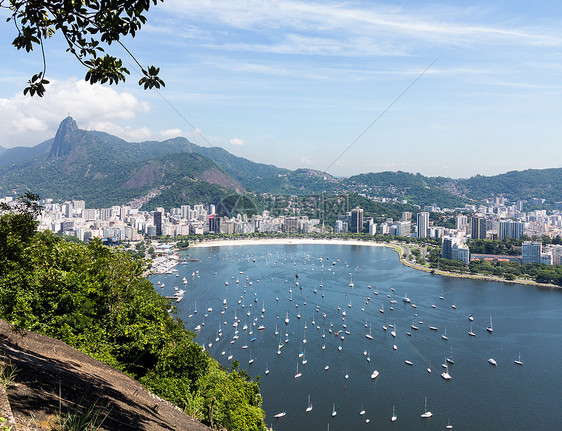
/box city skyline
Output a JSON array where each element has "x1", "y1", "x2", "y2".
[{"x1": 1, "y1": 0, "x2": 562, "y2": 178}]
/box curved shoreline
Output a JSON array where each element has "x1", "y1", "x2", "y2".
[{"x1": 188, "y1": 237, "x2": 559, "y2": 289}]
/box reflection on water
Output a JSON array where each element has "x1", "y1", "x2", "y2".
[{"x1": 152, "y1": 244, "x2": 562, "y2": 431}]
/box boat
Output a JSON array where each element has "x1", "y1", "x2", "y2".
[
  {"x1": 265, "y1": 362, "x2": 270, "y2": 374},
  {"x1": 285, "y1": 311, "x2": 289, "y2": 325},
  {"x1": 391, "y1": 405, "x2": 397, "y2": 422},
  {"x1": 446, "y1": 419, "x2": 453, "y2": 429},
  {"x1": 429, "y1": 325, "x2": 438, "y2": 331},
  {"x1": 468, "y1": 323, "x2": 476, "y2": 337},
  {"x1": 370, "y1": 370, "x2": 379, "y2": 379},
  {"x1": 488, "y1": 358, "x2": 497, "y2": 366},
  {"x1": 295, "y1": 362, "x2": 302, "y2": 378},
  {"x1": 468, "y1": 314, "x2": 474, "y2": 321},
  {"x1": 514, "y1": 352, "x2": 524, "y2": 366},
  {"x1": 442, "y1": 327, "x2": 448, "y2": 340},
  {"x1": 405, "y1": 360, "x2": 413, "y2": 366},
  {"x1": 360, "y1": 404, "x2": 365, "y2": 415},
  {"x1": 332, "y1": 404, "x2": 337, "y2": 417},
  {"x1": 305, "y1": 395, "x2": 313, "y2": 412},
  {"x1": 487, "y1": 315, "x2": 494, "y2": 333},
  {"x1": 420, "y1": 397, "x2": 433, "y2": 418},
  {"x1": 402, "y1": 293, "x2": 411, "y2": 303},
  {"x1": 325, "y1": 365, "x2": 329, "y2": 370},
  {"x1": 446, "y1": 348, "x2": 455, "y2": 364},
  {"x1": 411, "y1": 319, "x2": 419, "y2": 330},
  {"x1": 365, "y1": 324, "x2": 373, "y2": 340},
  {"x1": 274, "y1": 411, "x2": 286, "y2": 418},
  {"x1": 349, "y1": 273, "x2": 354, "y2": 288},
  {"x1": 441, "y1": 360, "x2": 452, "y2": 380}
]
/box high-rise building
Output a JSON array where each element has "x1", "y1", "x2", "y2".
[
  {"x1": 498, "y1": 219, "x2": 524, "y2": 240},
  {"x1": 208, "y1": 215, "x2": 218, "y2": 233},
  {"x1": 441, "y1": 237, "x2": 454, "y2": 259},
  {"x1": 470, "y1": 215, "x2": 487, "y2": 239},
  {"x1": 154, "y1": 211, "x2": 162, "y2": 236},
  {"x1": 181, "y1": 205, "x2": 191, "y2": 220},
  {"x1": 455, "y1": 214, "x2": 468, "y2": 230},
  {"x1": 417, "y1": 212, "x2": 429, "y2": 238},
  {"x1": 442, "y1": 236, "x2": 470, "y2": 264},
  {"x1": 349, "y1": 207, "x2": 364, "y2": 233},
  {"x1": 522, "y1": 241, "x2": 542, "y2": 264},
  {"x1": 400, "y1": 212, "x2": 412, "y2": 222},
  {"x1": 284, "y1": 217, "x2": 299, "y2": 234}
]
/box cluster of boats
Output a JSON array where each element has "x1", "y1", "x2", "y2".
[{"x1": 155, "y1": 250, "x2": 527, "y2": 428}]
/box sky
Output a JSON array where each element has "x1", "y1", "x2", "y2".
[{"x1": 1, "y1": 0, "x2": 562, "y2": 179}]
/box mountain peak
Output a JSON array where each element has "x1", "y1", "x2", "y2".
[{"x1": 49, "y1": 116, "x2": 79, "y2": 158}]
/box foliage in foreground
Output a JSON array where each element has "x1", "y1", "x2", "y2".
[{"x1": 0, "y1": 196, "x2": 265, "y2": 431}]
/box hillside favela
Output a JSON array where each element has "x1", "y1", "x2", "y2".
[{"x1": 1, "y1": 2, "x2": 562, "y2": 431}]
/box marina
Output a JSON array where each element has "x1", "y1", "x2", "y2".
[{"x1": 151, "y1": 243, "x2": 562, "y2": 430}]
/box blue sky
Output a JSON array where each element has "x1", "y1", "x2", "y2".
[{"x1": 1, "y1": 0, "x2": 561, "y2": 178}]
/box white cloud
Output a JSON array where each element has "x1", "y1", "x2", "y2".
[
  {"x1": 163, "y1": 0, "x2": 562, "y2": 53},
  {"x1": 89, "y1": 121, "x2": 152, "y2": 142},
  {"x1": 0, "y1": 79, "x2": 151, "y2": 148},
  {"x1": 229, "y1": 137, "x2": 245, "y2": 146},
  {"x1": 160, "y1": 128, "x2": 183, "y2": 139}
]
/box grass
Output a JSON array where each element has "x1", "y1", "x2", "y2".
[
  {"x1": 55, "y1": 385, "x2": 111, "y2": 431},
  {"x1": 0, "y1": 355, "x2": 17, "y2": 389}
]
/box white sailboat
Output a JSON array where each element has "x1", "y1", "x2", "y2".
[
  {"x1": 349, "y1": 273, "x2": 354, "y2": 288},
  {"x1": 514, "y1": 352, "x2": 524, "y2": 366},
  {"x1": 420, "y1": 397, "x2": 433, "y2": 418},
  {"x1": 391, "y1": 405, "x2": 397, "y2": 422},
  {"x1": 441, "y1": 360, "x2": 452, "y2": 380},
  {"x1": 442, "y1": 327, "x2": 448, "y2": 340},
  {"x1": 305, "y1": 395, "x2": 313, "y2": 412},
  {"x1": 285, "y1": 311, "x2": 289, "y2": 325},
  {"x1": 370, "y1": 369, "x2": 379, "y2": 379},
  {"x1": 365, "y1": 323, "x2": 373, "y2": 340},
  {"x1": 274, "y1": 411, "x2": 286, "y2": 418},
  {"x1": 331, "y1": 403, "x2": 337, "y2": 417},
  {"x1": 488, "y1": 358, "x2": 497, "y2": 366},
  {"x1": 295, "y1": 362, "x2": 302, "y2": 378},
  {"x1": 468, "y1": 322, "x2": 476, "y2": 337},
  {"x1": 360, "y1": 404, "x2": 365, "y2": 415},
  {"x1": 487, "y1": 315, "x2": 494, "y2": 333}
]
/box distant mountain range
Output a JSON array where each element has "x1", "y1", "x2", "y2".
[{"x1": 1, "y1": 117, "x2": 560, "y2": 209}]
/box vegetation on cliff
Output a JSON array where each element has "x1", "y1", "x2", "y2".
[{"x1": 0, "y1": 194, "x2": 266, "y2": 431}]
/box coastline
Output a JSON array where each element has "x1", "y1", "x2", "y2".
[
  {"x1": 189, "y1": 238, "x2": 389, "y2": 248},
  {"x1": 188, "y1": 237, "x2": 560, "y2": 289}
]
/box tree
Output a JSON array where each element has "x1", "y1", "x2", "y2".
[{"x1": 2, "y1": 0, "x2": 165, "y2": 96}]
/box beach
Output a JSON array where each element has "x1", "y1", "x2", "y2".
[{"x1": 188, "y1": 237, "x2": 559, "y2": 289}]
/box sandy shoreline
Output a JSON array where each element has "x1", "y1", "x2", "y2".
[
  {"x1": 187, "y1": 237, "x2": 559, "y2": 289},
  {"x1": 190, "y1": 238, "x2": 390, "y2": 248}
]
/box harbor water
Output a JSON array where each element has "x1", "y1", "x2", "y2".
[{"x1": 151, "y1": 243, "x2": 562, "y2": 431}]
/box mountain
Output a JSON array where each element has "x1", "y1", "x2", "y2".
[
  {"x1": 0, "y1": 118, "x2": 245, "y2": 208},
  {"x1": 0, "y1": 139, "x2": 52, "y2": 168},
  {"x1": 345, "y1": 171, "x2": 469, "y2": 208},
  {"x1": 459, "y1": 168, "x2": 562, "y2": 203},
  {"x1": 0, "y1": 117, "x2": 560, "y2": 209}
]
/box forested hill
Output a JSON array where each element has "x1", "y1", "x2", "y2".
[
  {"x1": 458, "y1": 168, "x2": 562, "y2": 202},
  {"x1": 0, "y1": 117, "x2": 560, "y2": 208},
  {"x1": 0, "y1": 198, "x2": 267, "y2": 430},
  {"x1": 0, "y1": 118, "x2": 246, "y2": 208}
]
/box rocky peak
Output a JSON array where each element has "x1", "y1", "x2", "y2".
[{"x1": 49, "y1": 116, "x2": 78, "y2": 158}]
